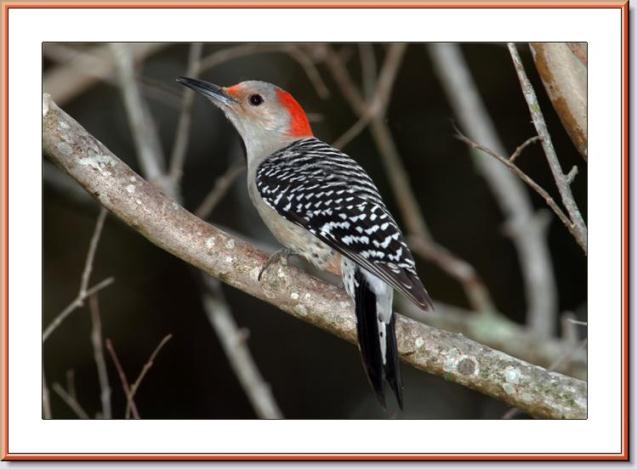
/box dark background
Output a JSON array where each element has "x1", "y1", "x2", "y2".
[{"x1": 43, "y1": 43, "x2": 587, "y2": 419}]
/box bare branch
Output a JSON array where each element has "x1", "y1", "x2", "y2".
[
  {"x1": 169, "y1": 42, "x2": 204, "y2": 188},
  {"x1": 105, "y1": 339, "x2": 140, "y2": 419},
  {"x1": 456, "y1": 131, "x2": 585, "y2": 254},
  {"x1": 79, "y1": 208, "x2": 107, "y2": 298},
  {"x1": 194, "y1": 161, "x2": 245, "y2": 220},
  {"x1": 401, "y1": 300, "x2": 586, "y2": 380},
  {"x1": 65, "y1": 369, "x2": 77, "y2": 401},
  {"x1": 110, "y1": 43, "x2": 166, "y2": 185},
  {"x1": 199, "y1": 44, "x2": 329, "y2": 99},
  {"x1": 89, "y1": 293, "x2": 112, "y2": 419},
  {"x1": 43, "y1": 43, "x2": 166, "y2": 105},
  {"x1": 43, "y1": 93, "x2": 587, "y2": 419},
  {"x1": 42, "y1": 277, "x2": 114, "y2": 343},
  {"x1": 359, "y1": 44, "x2": 378, "y2": 99},
  {"x1": 428, "y1": 43, "x2": 558, "y2": 337},
  {"x1": 52, "y1": 382, "x2": 90, "y2": 419},
  {"x1": 202, "y1": 277, "x2": 283, "y2": 419},
  {"x1": 502, "y1": 338, "x2": 587, "y2": 419},
  {"x1": 510, "y1": 136, "x2": 541, "y2": 163},
  {"x1": 507, "y1": 43, "x2": 587, "y2": 253},
  {"x1": 282, "y1": 45, "x2": 330, "y2": 99},
  {"x1": 333, "y1": 43, "x2": 403, "y2": 149},
  {"x1": 566, "y1": 165, "x2": 579, "y2": 184},
  {"x1": 125, "y1": 334, "x2": 172, "y2": 419},
  {"x1": 42, "y1": 371, "x2": 52, "y2": 419}
]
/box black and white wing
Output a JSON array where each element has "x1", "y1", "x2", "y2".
[{"x1": 256, "y1": 137, "x2": 433, "y2": 310}]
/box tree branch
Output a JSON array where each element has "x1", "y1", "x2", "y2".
[
  {"x1": 43, "y1": 93, "x2": 587, "y2": 419},
  {"x1": 400, "y1": 300, "x2": 586, "y2": 380},
  {"x1": 125, "y1": 334, "x2": 172, "y2": 419},
  {"x1": 455, "y1": 132, "x2": 583, "y2": 253},
  {"x1": 52, "y1": 382, "x2": 90, "y2": 419},
  {"x1": 169, "y1": 42, "x2": 204, "y2": 189},
  {"x1": 43, "y1": 43, "x2": 167, "y2": 105},
  {"x1": 89, "y1": 293, "x2": 112, "y2": 419},
  {"x1": 201, "y1": 276, "x2": 283, "y2": 419},
  {"x1": 105, "y1": 339, "x2": 140, "y2": 419},
  {"x1": 428, "y1": 43, "x2": 558, "y2": 337},
  {"x1": 110, "y1": 43, "x2": 166, "y2": 186},
  {"x1": 507, "y1": 43, "x2": 587, "y2": 254}
]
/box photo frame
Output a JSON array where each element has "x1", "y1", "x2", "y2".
[{"x1": 0, "y1": 0, "x2": 629, "y2": 461}]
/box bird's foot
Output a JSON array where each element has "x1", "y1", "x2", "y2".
[{"x1": 258, "y1": 248, "x2": 295, "y2": 281}]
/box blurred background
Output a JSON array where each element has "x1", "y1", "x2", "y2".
[{"x1": 43, "y1": 43, "x2": 587, "y2": 419}]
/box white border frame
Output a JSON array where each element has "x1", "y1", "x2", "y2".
[{"x1": 7, "y1": 6, "x2": 623, "y2": 455}]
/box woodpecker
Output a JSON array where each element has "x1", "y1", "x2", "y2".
[{"x1": 177, "y1": 77, "x2": 433, "y2": 409}]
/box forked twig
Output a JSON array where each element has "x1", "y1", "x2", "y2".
[
  {"x1": 507, "y1": 43, "x2": 587, "y2": 254},
  {"x1": 456, "y1": 131, "x2": 585, "y2": 253},
  {"x1": 105, "y1": 338, "x2": 140, "y2": 419},
  {"x1": 169, "y1": 42, "x2": 204, "y2": 187},
  {"x1": 42, "y1": 277, "x2": 114, "y2": 343},
  {"x1": 52, "y1": 382, "x2": 90, "y2": 419},
  {"x1": 195, "y1": 161, "x2": 245, "y2": 219},
  {"x1": 89, "y1": 293, "x2": 112, "y2": 419},
  {"x1": 124, "y1": 334, "x2": 173, "y2": 419}
]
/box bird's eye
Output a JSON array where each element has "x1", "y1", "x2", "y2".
[{"x1": 249, "y1": 94, "x2": 264, "y2": 106}]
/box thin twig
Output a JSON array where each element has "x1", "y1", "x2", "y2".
[
  {"x1": 510, "y1": 136, "x2": 541, "y2": 163},
  {"x1": 42, "y1": 371, "x2": 52, "y2": 419},
  {"x1": 79, "y1": 208, "x2": 107, "y2": 299},
  {"x1": 332, "y1": 44, "x2": 402, "y2": 149},
  {"x1": 199, "y1": 44, "x2": 329, "y2": 99},
  {"x1": 566, "y1": 166, "x2": 579, "y2": 184},
  {"x1": 43, "y1": 43, "x2": 167, "y2": 105},
  {"x1": 169, "y1": 42, "x2": 204, "y2": 188},
  {"x1": 124, "y1": 334, "x2": 172, "y2": 419},
  {"x1": 567, "y1": 318, "x2": 588, "y2": 327},
  {"x1": 282, "y1": 45, "x2": 330, "y2": 99},
  {"x1": 194, "y1": 162, "x2": 245, "y2": 219},
  {"x1": 428, "y1": 43, "x2": 557, "y2": 336},
  {"x1": 42, "y1": 277, "x2": 114, "y2": 343},
  {"x1": 89, "y1": 293, "x2": 112, "y2": 419},
  {"x1": 359, "y1": 44, "x2": 378, "y2": 99},
  {"x1": 52, "y1": 382, "x2": 90, "y2": 419},
  {"x1": 507, "y1": 43, "x2": 587, "y2": 254},
  {"x1": 202, "y1": 277, "x2": 283, "y2": 419},
  {"x1": 105, "y1": 338, "x2": 140, "y2": 419},
  {"x1": 111, "y1": 43, "x2": 166, "y2": 186},
  {"x1": 65, "y1": 369, "x2": 77, "y2": 402},
  {"x1": 561, "y1": 311, "x2": 579, "y2": 348},
  {"x1": 456, "y1": 131, "x2": 585, "y2": 252}
]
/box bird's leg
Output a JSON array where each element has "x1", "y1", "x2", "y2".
[{"x1": 258, "y1": 247, "x2": 296, "y2": 281}]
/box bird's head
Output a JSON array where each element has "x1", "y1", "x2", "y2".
[{"x1": 177, "y1": 77, "x2": 313, "y2": 160}]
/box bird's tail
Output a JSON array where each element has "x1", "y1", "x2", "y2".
[{"x1": 353, "y1": 267, "x2": 403, "y2": 410}]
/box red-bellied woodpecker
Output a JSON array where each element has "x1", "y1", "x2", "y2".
[{"x1": 177, "y1": 76, "x2": 433, "y2": 409}]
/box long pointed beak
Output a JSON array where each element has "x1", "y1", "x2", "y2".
[{"x1": 176, "y1": 76, "x2": 237, "y2": 106}]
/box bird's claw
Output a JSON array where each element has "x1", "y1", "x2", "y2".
[{"x1": 258, "y1": 248, "x2": 294, "y2": 281}]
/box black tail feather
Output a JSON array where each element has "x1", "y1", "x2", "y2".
[
  {"x1": 353, "y1": 268, "x2": 403, "y2": 410},
  {"x1": 385, "y1": 313, "x2": 403, "y2": 410}
]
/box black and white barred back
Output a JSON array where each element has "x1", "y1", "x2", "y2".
[{"x1": 256, "y1": 137, "x2": 433, "y2": 310}]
